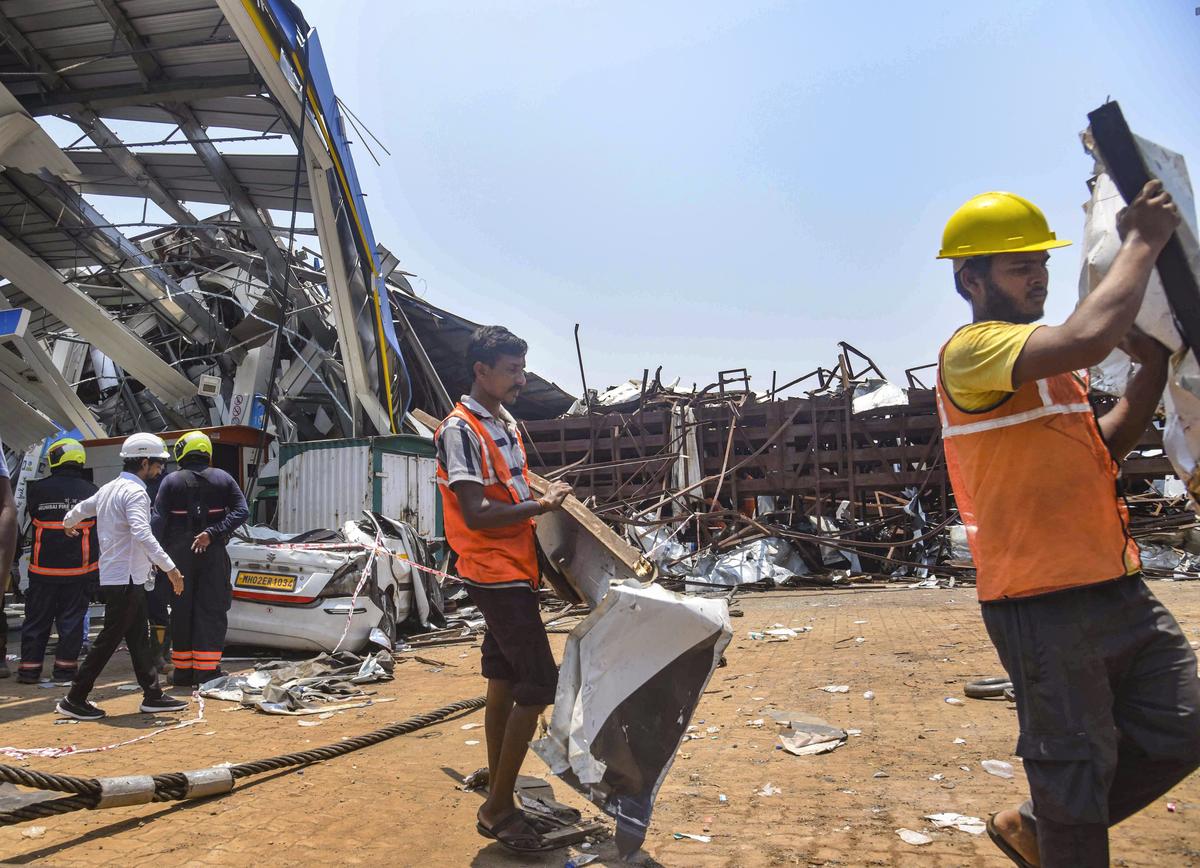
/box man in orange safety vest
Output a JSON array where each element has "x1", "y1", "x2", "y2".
[
  {"x1": 936, "y1": 181, "x2": 1200, "y2": 867},
  {"x1": 435, "y1": 325, "x2": 573, "y2": 855}
]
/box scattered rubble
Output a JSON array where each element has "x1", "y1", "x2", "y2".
[
  {"x1": 981, "y1": 760, "x2": 1016, "y2": 780},
  {"x1": 198, "y1": 650, "x2": 393, "y2": 714},
  {"x1": 896, "y1": 828, "x2": 933, "y2": 846},
  {"x1": 924, "y1": 813, "x2": 986, "y2": 835}
]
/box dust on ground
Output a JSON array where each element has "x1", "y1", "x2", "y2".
[{"x1": 1, "y1": 584, "x2": 1198, "y2": 867}]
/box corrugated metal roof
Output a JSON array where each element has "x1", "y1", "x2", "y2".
[
  {"x1": 100, "y1": 96, "x2": 284, "y2": 133},
  {"x1": 70, "y1": 150, "x2": 312, "y2": 212},
  {"x1": 0, "y1": 176, "x2": 100, "y2": 269},
  {"x1": 0, "y1": 0, "x2": 291, "y2": 334},
  {"x1": 0, "y1": 0, "x2": 263, "y2": 119}
]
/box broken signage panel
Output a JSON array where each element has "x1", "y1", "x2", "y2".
[
  {"x1": 1081, "y1": 110, "x2": 1200, "y2": 504},
  {"x1": 532, "y1": 582, "x2": 732, "y2": 857},
  {"x1": 532, "y1": 488, "x2": 656, "y2": 607}
]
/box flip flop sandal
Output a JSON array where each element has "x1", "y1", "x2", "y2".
[
  {"x1": 476, "y1": 809, "x2": 561, "y2": 854},
  {"x1": 986, "y1": 813, "x2": 1037, "y2": 868},
  {"x1": 519, "y1": 792, "x2": 583, "y2": 826},
  {"x1": 520, "y1": 809, "x2": 565, "y2": 834}
]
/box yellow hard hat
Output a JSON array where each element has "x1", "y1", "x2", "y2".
[
  {"x1": 937, "y1": 192, "x2": 1071, "y2": 260},
  {"x1": 46, "y1": 437, "x2": 85, "y2": 468},
  {"x1": 173, "y1": 430, "x2": 213, "y2": 463}
]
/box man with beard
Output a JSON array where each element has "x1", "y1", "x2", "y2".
[
  {"x1": 435, "y1": 325, "x2": 573, "y2": 855},
  {"x1": 936, "y1": 182, "x2": 1200, "y2": 867}
]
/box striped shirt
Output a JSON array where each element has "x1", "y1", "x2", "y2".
[{"x1": 435, "y1": 395, "x2": 534, "y2": 503}]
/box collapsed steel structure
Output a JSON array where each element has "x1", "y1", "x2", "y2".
[{"x1": 0, "y1": 0, "x2": 442, "y2": 461}]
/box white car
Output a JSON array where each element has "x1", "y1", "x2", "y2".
[{"x1": 225, "y1": 512, "x2": 444, "y2": 652}]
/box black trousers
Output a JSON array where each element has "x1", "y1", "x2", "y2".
[
  {"x1": 146, "y1": 573, "x2": 171, "y2": 627},
  {"x1": 167, "y1": 545, "x2": 231, "y2": 677},
  {"x1": 465, "y1": 583, "x2": 558, "y2": 707},
  {"x1": 69, "y1": 579, "x2": 163, "y2": 702},
  {"x1": 19, "y1": 579, "x2": 89, "y2": 677},
  {"x1": 983, "y1": 575, "x2": 1200, "y2": 868}
]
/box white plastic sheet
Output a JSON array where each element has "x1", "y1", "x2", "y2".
[
  {"x1": 532, "y1": 581, "x2": 731, "y2": 856},
  {"x1": 1080, "y1": 133, "x2": 1200, "y2": 503}
]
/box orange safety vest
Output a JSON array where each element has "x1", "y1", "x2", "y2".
[
  {"x1": 936, "y1": 347, "x2": 1140, "y2": 602},
  {"x1": 435, "y1": 403, "x2": 539, "y2": 587}
]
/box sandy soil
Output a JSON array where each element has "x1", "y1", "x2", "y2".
[{"x1": 0, "y1": 583, "x2": 1198, "y2": 867}]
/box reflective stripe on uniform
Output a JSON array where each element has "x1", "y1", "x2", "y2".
[
  {"x1": 942, "y1": 401, "x2": 1095, "y2": 437},
  {"x1": 939, "y1": 376, "x2": 1092, "y2": 438},
  {"x1": 29, "y1": 563, "x2": 99, "y2": 576},
  {"x1": 435, "y1": 405, "x2": 530, "y2": 504},
  {"x1": 192, "y1": 651, "x2": 222, "y2": 670},
  {"x1": 30, "y1": 518, "x2": 96, "y2": 576}
]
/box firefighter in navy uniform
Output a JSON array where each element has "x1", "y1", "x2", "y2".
[
  {"x1": 18, "y1": 438, "x2": 99, "y2": 684},
  {"x1": 152, "y1": 431, "x2": 248, "y2": 687}
]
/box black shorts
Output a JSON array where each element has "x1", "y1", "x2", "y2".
[{"x1": 465, "y1": 583, "x2": 558, "y2": 707}]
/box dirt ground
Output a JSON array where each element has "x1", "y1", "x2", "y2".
[{"x1": 0, "y1": 583, "x2": 1198, "y2": 867}]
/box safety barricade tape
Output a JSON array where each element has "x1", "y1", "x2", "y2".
[{"x1": 0, "y1": 694, "x2": 206, "y2": 760}]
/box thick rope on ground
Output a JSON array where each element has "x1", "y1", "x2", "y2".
[
  {"x1": 0, "y1": 696, "x2": 486, "y2": 825},
  {"x1": 0, "y1": 766, "x2": 100, "y2": 797}
]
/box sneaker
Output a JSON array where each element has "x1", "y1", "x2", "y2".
[
  {"x1": 56, "y1": 697, "x2": 106, "y2": 720},
  {"x1": 140, "y1": 694, "x2": 188, "y2": 714}
]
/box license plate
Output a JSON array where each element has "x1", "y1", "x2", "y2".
[{"x1": 234, "y1": 571, "x2": 297, "y2": 592}]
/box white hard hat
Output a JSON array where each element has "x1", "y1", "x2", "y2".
[{"x1": 119, "y1": 432, "x2": 169, "y2": 459}]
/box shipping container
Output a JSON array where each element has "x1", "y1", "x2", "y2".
[{"x1": 277, "y1": 435, "x2": 442, "y2": 539}]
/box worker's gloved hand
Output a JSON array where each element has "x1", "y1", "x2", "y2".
[
  {"x1": 167, "y1": 568, "x2": 184, "y2": 594},
  {"x1": 191, "y1": 531, "x2": 212, "y2": 553},
  {"x1": 538, "y1": 481, "x2": 574, "y2": 513},
  {"x1": 1117, "y1": 179, "x2": 1181, "y2": 249}
]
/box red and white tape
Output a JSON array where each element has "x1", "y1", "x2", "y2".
[{"x1": 0, "y1": 693, "x2": 206, "y2": 760}]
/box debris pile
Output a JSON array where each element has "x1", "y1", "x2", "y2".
[
  {"x1": 520, "y1": 342, "x2": 1193, "y2": 589},
  {"x1": 199, "y1": 650, "x2": 394, "y2": 715}
]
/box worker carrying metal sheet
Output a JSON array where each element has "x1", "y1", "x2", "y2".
[
  {"x1": 935, "y1": 182, "x2": 1200, "y2": 868},
  {"x1": 435, "y1": 325, "x2": 574, "y2": 855},
  {"x1": 17, "y1": 437, "x2": 98, "y2": 684},
  {"x1": 152, "y1": 431, "x2": 248, "y2": 687}
]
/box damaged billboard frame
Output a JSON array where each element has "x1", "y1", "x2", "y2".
[{"x1": 223, "y1": 0, "x2": 411, "y2": 433}]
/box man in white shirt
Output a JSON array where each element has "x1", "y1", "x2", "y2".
[
  {"x1": 0, "y1": 433, "x2": 17, "y2": 679},
  {"x1": 58, "y1": 433, "x2": 189, "y2": 720}
]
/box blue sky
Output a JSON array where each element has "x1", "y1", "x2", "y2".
[{"x1": 74, "y1": 1, "x2": 1200, "y2": 397}]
